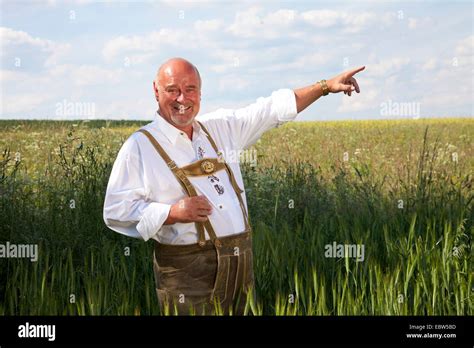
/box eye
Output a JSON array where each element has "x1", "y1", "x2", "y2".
[
  {"x1": 185, "y1": 87, "x2": 197, "y2": 94},
  {"x1": 166, "y1": 88, "x2": 179, "y2": 94}
]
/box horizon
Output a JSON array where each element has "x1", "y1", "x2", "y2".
[{"x1": 1, "y1": 116, "x2": 472, "y2": 123}]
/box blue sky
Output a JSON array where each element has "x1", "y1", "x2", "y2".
[{"x1": 0, "y1": 0, "x2": 472, "y2": 121}]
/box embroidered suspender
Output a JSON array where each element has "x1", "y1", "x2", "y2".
[
  {"x1": 197, "y1": 122, "x2": 251, "y2": 231},
  {"x1": 137, "y1": 123, "x2": 250, "y2": 247}
]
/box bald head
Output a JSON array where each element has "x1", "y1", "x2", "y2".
[{"x1": 155, "y1": 57, "x2": 201, "y2": 88}]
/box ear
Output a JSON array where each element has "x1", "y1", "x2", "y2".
[{"x1": 153, "y1": 80, "x2": 159, "y2": 102}]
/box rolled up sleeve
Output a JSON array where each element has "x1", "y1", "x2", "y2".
[
  {"x1": 103, "y1": 135, "x2": 171, "y2": 241},
  {"x1": 197, "y1": 89, "x2": 298, "y2": 150}
]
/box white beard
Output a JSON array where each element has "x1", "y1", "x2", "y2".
[{"x1": 171, "y1": 114, "x2": 194, "y2": 127}]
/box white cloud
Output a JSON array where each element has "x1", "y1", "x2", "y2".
[
  {"x1": 227, "y1": 7, "x2": 265, "y2": 38},
  {"x1": 365, "y1": 57, "x2": 411, "y2": 77},
  {"x1": 0, "y1": 92, "x2": 54, "y2": 115},
  {"x1": 408, "y1": 18, "x2": 418, "y2": 29},
  {"x1": 421, "y1": 58, "x2": 437, "y2": 71},
  {"x1": 293, "y1": 52, "x2": 330, "y2": 67},
  {"x1": 102, "y1": 31, "x2": 168, "y2": 63},
  {"x1": 208, "y1": 48, "x2": 252, "y2": 73},
  {"x1": 455, "y1": 35, "x2": 473, "y2": 56},
  {"x1": 228, "y1": 7, "x2": 297, "y2": 39},
  {"x1": 300, "y1": 10, "x2": 393, "y2": 33},
  {"x1": 217, "y1": 75, "x2": 250, "y2": 92},
  {"x1": 194, "y1": 19, "x2": 223, "y2": 32},
  {"x1": 156, "y1": 0, "x2": 214, "y2": 8},
  {"x1": 0, "y1": 69, "x2": 30, "y2": 83},
  {"x1": 200, "y1": 97, "x2": 256, "y2": 115},
  {"x1": 99, "y1": 96, "x2": 155, "y2": 120},
  {"x1": 419, "y1": 93, "x2": 467, "y2": 109},
  {"x1": 44, "y1": 44, "x2": 72, "y2": 68},
  {"x1": 246, "y1": 51, "x2": 333, "y2": 76},
  {"x1": 417, "y1": 39, "x2": 473, "y2": 112},
  {"x1": 300, "y1": 10, "x2": 340, "y2": 28},
  {"x1": 102, "y1": 25, "x2": 218, "y2": 63},
  {"x1": 102, "y1": 30, "x2": 181, "y2": 62},
  {"x1": 407, "y1": 16, "x2": 434, "y2": 30},
  {"x1": 264, "y1": 9, "x2": 297, "y2": 27},
  {"x1": 0, "y1": 62, "x2": 126, "y2": 119},
  {"x1": 71, "y1": 65, "x2": 123, "y2": 86},
  {"x1": 0, "y1": 27, "x2": 52, "y2": 47},
  {"x1": 0, "y1": 27, "x2": 71, "y2": 68}
]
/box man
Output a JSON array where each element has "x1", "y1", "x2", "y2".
[{"x1": 103, "y1": 57, "x2": 365, "y2": 315}]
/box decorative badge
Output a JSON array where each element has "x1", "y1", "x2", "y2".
[{"x1": 201, "y1": 160, "x2": 215, "y2": 174}]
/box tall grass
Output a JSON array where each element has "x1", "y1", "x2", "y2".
[{"x1": 0, "y1": 120, "x2": 472, "y2": 315}]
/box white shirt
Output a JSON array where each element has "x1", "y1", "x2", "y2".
[{"x1": 103, "y1": 89, "x2": 298, "y2": 244}]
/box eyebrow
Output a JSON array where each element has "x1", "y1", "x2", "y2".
[{"x1": 164, "y1": 83, "x2": 198, "y2": 89}]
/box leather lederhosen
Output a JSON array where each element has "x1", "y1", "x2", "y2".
[{"x1": 137, "y1": 122, "x2": 255, "y2": 315}]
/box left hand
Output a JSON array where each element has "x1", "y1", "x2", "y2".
[{"x1": 327, "y1": 66, "x2": 365, "y2": 96}]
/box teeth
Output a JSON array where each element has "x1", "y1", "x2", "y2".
[{"x1": 174, "y1": 105, "x2": 191, "y2": 112}]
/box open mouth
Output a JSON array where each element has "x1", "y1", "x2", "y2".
[{"x1": 173, "y1": 105, "x2": 192, "y2": 113}]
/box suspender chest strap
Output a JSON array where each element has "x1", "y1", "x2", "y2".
[
  {"x1": 197, "y1": 122, "x2": 250, "y2": 228},
  {"x1": 137, "y1": 126, "x2": 250, "y2": 247}
]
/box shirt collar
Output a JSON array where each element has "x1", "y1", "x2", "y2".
[{"x1": 152, "y1": 110, "x2": 202, "y2": 145}]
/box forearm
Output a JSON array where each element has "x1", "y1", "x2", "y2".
[
  {"x1": 293, "y1": 82, "x2": 325, "y2": 113},
  {"x1": 293, "y1": 66, "x2": 365, "y2": 114}
]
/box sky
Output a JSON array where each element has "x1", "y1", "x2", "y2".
[{"x1": 0, "y1": 0, "x2": 473, "y2": 121}]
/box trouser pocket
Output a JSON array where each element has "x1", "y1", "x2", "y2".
[
  {"x1": 210, "y1": 254, "x2": 231, "y2": 305},
  {"x1": 211, "y1": 246, "x2": 255, "y2": 309}
]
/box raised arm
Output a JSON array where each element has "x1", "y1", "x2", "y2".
[{"x1": 294, "y1": 66, "x2": 366, "y2": 113}]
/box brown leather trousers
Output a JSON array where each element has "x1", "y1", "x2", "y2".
[{"x1": 153, "y1": 231, "x2": 255, "y2": 315}]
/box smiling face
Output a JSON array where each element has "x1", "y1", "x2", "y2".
[{"x1": 153, "y1": 58, "x2": 201, "y2": 129}]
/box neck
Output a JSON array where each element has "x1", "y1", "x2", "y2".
[
  {"x1": 183, "y1": 127, "x2": 193, "y2": 140},
  {"x1": 158, "y1": 110, "x2": 193, "y2": 140}
]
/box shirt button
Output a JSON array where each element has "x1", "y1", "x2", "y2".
[{"x1": 218, "y1": 204, "x2": 224, "y2": 210}]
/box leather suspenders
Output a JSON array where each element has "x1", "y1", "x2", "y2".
[{"x1": 137, "y1": 121, "x2": 250, "y2": 247}]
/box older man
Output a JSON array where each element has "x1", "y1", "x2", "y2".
[{"x1": 103, "y1": 57, "x2": 365, "y2": 315}]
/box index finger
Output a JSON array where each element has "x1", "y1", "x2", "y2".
[
  {"x1": 196, "y1": 195, "x2": 211, "y2": 204},
  {"x1": 198, "y1": 199, "x2": 212, "y2": 209},
  {"x1": 347, "y1": 66, "x2": 365, "y2": 77}
]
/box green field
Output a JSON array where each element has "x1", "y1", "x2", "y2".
[{"x1": 0, "y1": 118, "x2": 472, "y2": 315}]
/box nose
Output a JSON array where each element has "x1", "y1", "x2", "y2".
[{"x1": 176, "y1": 91, "x2": 186, "y2": 103}]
